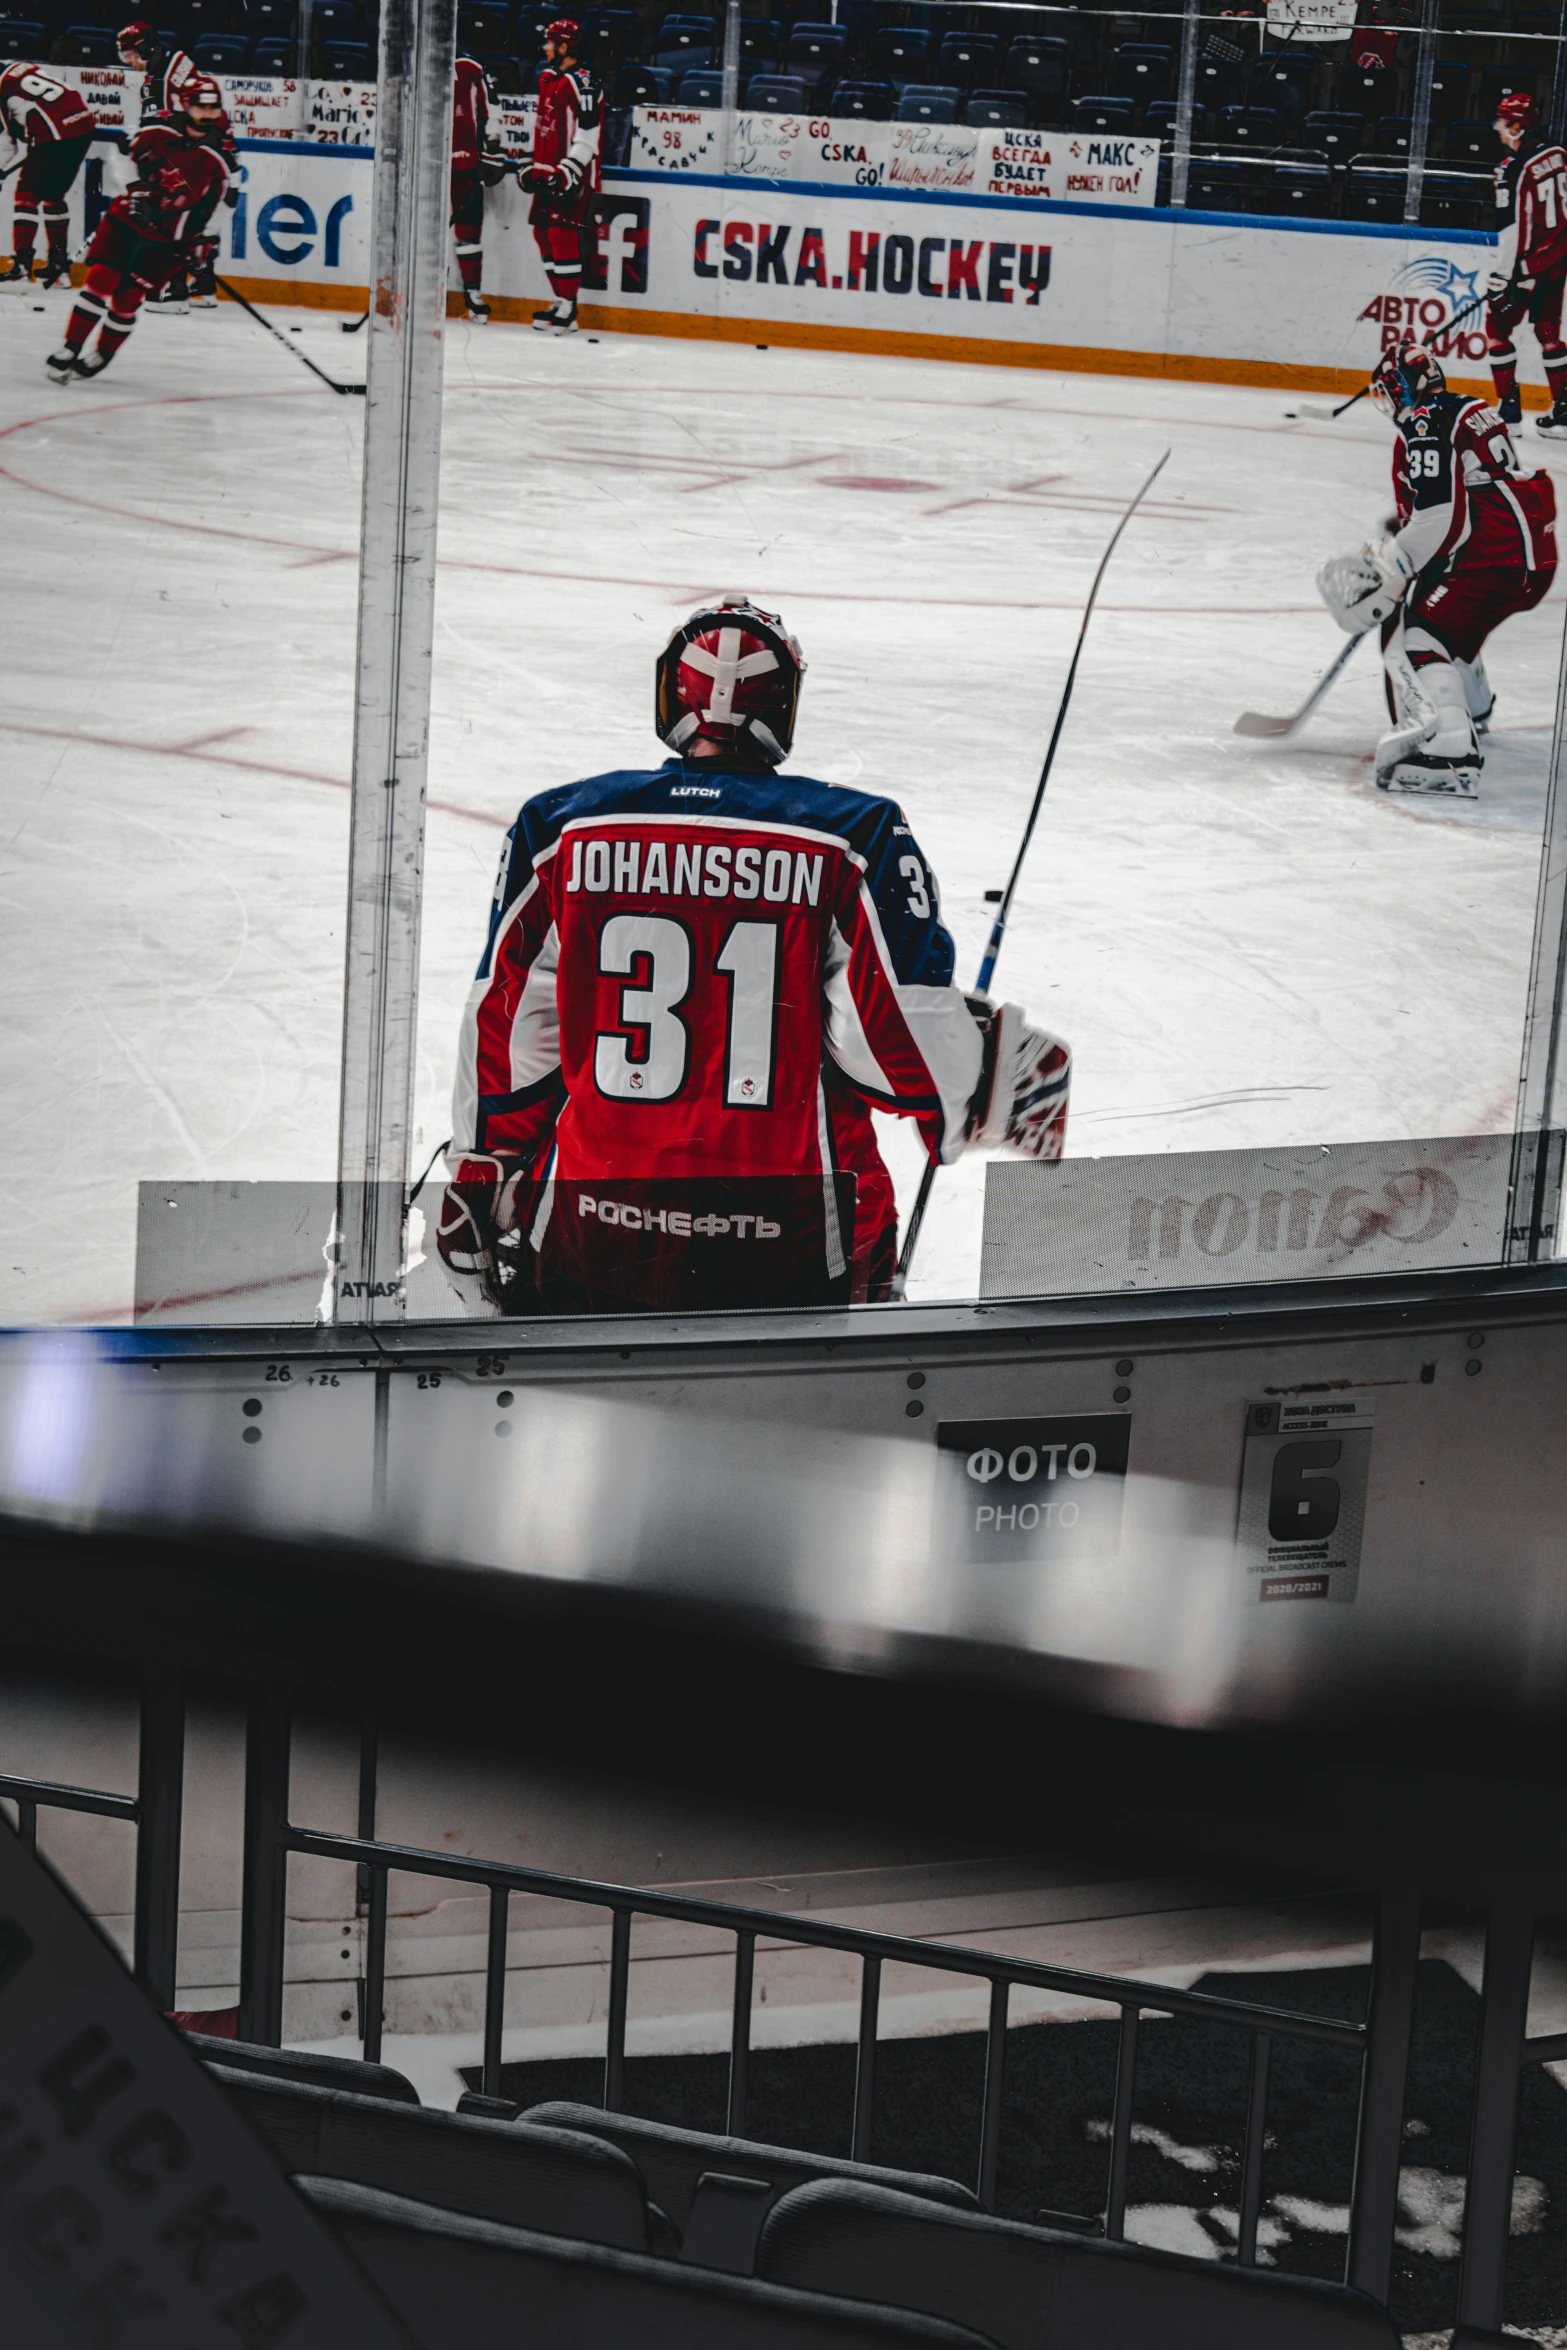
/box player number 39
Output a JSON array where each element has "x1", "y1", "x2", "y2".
[{"x1": 1409, "y1": 446, "x2": 1442, "y2": 479}]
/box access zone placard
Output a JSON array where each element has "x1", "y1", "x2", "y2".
[
  {"x1": 1236, "y1": 1394, "x2": 1375, "y2": 1603},
  {"x1": 936, "y1": 1412, "x2": 1130, "y2": 1567}
]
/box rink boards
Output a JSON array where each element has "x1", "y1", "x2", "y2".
[
  {"x1": 4, "y1": 1261, "x2": 1567, "y2": 1734},
  {"x1": 0, "y1": 69, "x2": 1514, "y2": 397}
]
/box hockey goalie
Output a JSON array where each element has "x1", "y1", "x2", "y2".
[
  {"x1": 1317, "y1": 336, "x2": 1556, "y2": 797},
  {"x1": 439, "y1": 597, "x2": 1071, "y2": 1316}
]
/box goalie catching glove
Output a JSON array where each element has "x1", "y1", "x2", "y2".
[
  {"x1": 1317, "y1": 547, "x2": 1404, "y2": 635},
  {"x1": 966, "y1": 998, "x2": 1071, "y2": 1159}
]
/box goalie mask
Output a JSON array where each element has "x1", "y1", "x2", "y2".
[
  {"x1": 655, "y1": 596, "x2": 806, "y2": 766},
  {"x1": 1370, "y1": 338, "x2": 1444, "y2": 421}
]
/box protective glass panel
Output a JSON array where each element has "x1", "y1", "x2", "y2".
[{"x1": 6, "y1": 1, "x2": 1567, "y2": 1328}]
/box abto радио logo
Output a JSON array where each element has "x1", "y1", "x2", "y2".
[{"x1": 1359, "y1": 255, "x2": 1488, "y2": 367}]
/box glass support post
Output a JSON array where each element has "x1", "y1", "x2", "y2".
[
  {"x1": 722, "y1": 0, "x2": 741, "y2": 175},
  {"x1": 1169, "y1": 0, "x2": 1199, "y2": 209},
  {"x1": 1403, "y1": 0, "x2": 1438, "y2": 226},
  {"x1": 334, "y1": 0, "x2": 459, "y2": 1324},
  {"x1": 1553, "y1": 0, "x2": 1567, "y2": 148},
  {"x1": 297, "y1": 0, "x2": 314, "y2": 104},
  {"x1": 1510, "y1": 607, "x2": 1567, "y2": 1259}
]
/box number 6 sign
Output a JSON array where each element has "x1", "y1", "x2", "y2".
[{"x1": 1237, "y1": 1396, "x2": 1375, "y2": 1604}]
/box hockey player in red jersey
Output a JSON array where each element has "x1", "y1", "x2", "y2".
[
  {"x1": 0, "y1": 62, "x2": 96, "y2": 291},
  {"x1": 527, "y1": 16, "x2": 601, "y2": 335},
  {"x1": 438, "y1": 598, "x2": 1071, "y2": 1316},
  {"x1": 1486, "y1": 91, "x2": 1567, "y2": 432},
  {"x1": 451, "y1": 51, "x2": 506, "y2": 322},
  {"x1": 116, "y1": 20, "x2": 198, "y2": 123},
  {"x1": 1318, "y1": 338, "x2": 1556, "y2": 796},
  {"x1": 46, "y1": 74, "x2": 231, "y2": 381}
]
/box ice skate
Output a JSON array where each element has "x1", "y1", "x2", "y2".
[
  {"x1": 1498, "y1": 386, "x2": 1523, "y2": 425},
  {"x1": 531, "y1": 300, "x2": 566, "y2": 331},
  {"x1": 1376, "y1": 749, "x2": 1482, "y2": 798},
  {"x1": 463, "y1": 287, "x2": 490, "y2": 320},
  {"x1": 190, "y1": 287, "x2": 218, "y2": 308},
  {"x1": 552, "y1": 300, "x2": 579, "y2": 335},
  {"x1": 0, "y1": 257, "x2": 32, "y2": 293},
  {"x1": 45, "y1": 343, "x2": 78, "y2": 381},
  {"x1": 72, "y1": 347, "x2": 112, "y2": 379},
  {"x1": 38, "y1": 257, "x2": 72, "y2": 291},
  {"x1": 148, "y1": 279, "x2": 188, "y2": 317},
  {"x1": 1537, "y1": 396, "x2": 1567, "y2": 436}
]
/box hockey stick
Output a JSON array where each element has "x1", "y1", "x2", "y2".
[
  {"x1": 341, "y1": 307, "x2": 370, "y2": 333},
  {"x1": 1233, "y1": 628, "x2": 1364, "y2": 738},
  {"x1": 214, "y1": 272, "x2": 366, "y2": 394},
  {"x1": 891, "y1": 445, "x2": 1173, "y2": 1300},
  {"x1": 1285, "y1": 290, "x2": 1489, "y2": 421}
]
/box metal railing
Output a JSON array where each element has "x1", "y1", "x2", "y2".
[{"x1": 9, "y1": 1669, "x2": 1559, "y2": 2333}]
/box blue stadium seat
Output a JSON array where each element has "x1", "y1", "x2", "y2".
[
  {"x1": 1343, "y1": 159, "x2": 1406, "y2": 219},
  {"x1": 55, "y1": 22, "x2": 117, "y2": 56},
  {"x1": 1217, "y1": 104, "x2": 1280, "y2": 146},
  {"x1": 965, "y1": 87, "x2": 1023, "y2": 128},
  {"x1": 1303, "y1": 108, "x2": 1363, "y2": 157},
  {"x1": 935, "y1": 30, "x2": 995, "y2": 87},
  {"x1": 1004, "y1": 36, "x2": 1068, "y2": 111},
  {"x1": 1444, "y1": 116, "x2": 1494, "y2": 163},
  {"x1": 896, "y1": 82, "x2": 958, "y2": 121},
  {"x1": 655, "y1": 28, "x2": 711, "y2": 68},
  {"x1": 615, "y1": 61, "x2": 673, "y2": 101},
  {"x1": 1187, "y1": 156, "x2": 1248, "y2": 209},
  {"x1": 738, "y1": 20, "x2": 778, "y2": 72},
  {"x1": 458, "y1": 4, "x2": 513, "y2": 55},
  {"x1": 1142, "y1": 97, "x2": 1179, "y2": 138},
  {"x1": 194, "y1": 28, "x2": 251, "y2": 63},
  {"x1": 243, "y1": 0, "x2": 297, "y2": 31},
  {"x1": 1254, "y1": 159, "x2": 1333, "y2": 216},
  {"x1": 182, "y1": 0, "x2": 245, "y2": 34},
  {"x1": 786, "y1": 23, "x2": 846, "y2": 90},
  {"x1": 1254, "y1": 47, "x2": 1319, "y2": 121},
  {"x1": 1374, "y1": 113, "x2": 1412, "y2": 153},
  {"x1": 678, "y1": 64, "x2": 722, "y2": 101},
  {"x1": 1111, "y1": 41, "x2": 1170, "y2": 105},
  {"x1": 831, "y1": 78, "x2": 892, "y2": 117},
  {"x1": 744, "y1": 71, "x2": 807, "y2": 109},
  {"x1": 312, "y1": 0, "x2": 361, "y2": 29},
  {"x1": 1193, "y1": 52, "x2": 1244, "y2": 113},
  {"x1": 322, "y1": 37, "x2": 370, "y2": 72},
  {"x1": 252, "y1": 31, "x2": 296, "y2": 67},
  {"x1": 0, "y1": 19, "x2": 47, "y2": 53},
  {"x1": 870, "y1": 26, "x2": 929, "y2": 89},
  {"x1": 1070, "y1": 93, "x2": 1134, "y2": 132}
]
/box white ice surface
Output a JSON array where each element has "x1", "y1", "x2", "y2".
[{"x1": 2, "y1": 294, "x2": 1563, "y2": 1322}]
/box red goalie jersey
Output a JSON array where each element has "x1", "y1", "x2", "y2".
[{"x1": 452, "y1": 760, "x2": 987, "y2": 1306}]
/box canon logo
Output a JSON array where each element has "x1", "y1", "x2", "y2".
[{"x1": 1128, "y1": 1166, "x2": 1460, "y2": 1264}]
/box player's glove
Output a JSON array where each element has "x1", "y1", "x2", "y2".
[
  {"x1": 1365, "y1": 534, "x2": 1416, "y2": 602},
  {"x1": 436, "y1": 1153, "x2": 534, "y2": 1307},
  {"x1": 480, "y1": 142, "x2": 509, "y2": 186},
  {"x1": 526, "y1": 160, "x2": 564, "y2": 191},
  {"x1": 965, "y1": 997, "x2": 1071, "y2": 1160},
  {"x1": 1317, "y1": 548, "x2": 1400, "y2": 635},
  {"x1": 1486, "y1": 269, "x2": 1512, "y2": 301},
  {"x1": 555, "y1": 154, "x2": 584, "y2": 191},
  {"x1": 122, "y1": 182, "x2": 152, "y2": 220}
]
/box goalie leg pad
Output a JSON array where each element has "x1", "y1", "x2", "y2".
[{"x1": 1376, "y1": 624, "x2": 1482, "y2": 794}]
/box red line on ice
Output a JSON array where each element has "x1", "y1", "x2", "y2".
[{"x1": 0, "y1": 719, "x2": 507, "y2": 830}]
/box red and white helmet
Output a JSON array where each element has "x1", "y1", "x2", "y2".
[
  {"x1": 545, "y1": 16, "x2": 581, "y2": 51},
  {"x1": 1497, "y1": 89, "x2": 1535, "y2": 128},
  {"x1": 655, "y1": 595, "x2": 805, "y2": 765},
  {"x1": 1369, "y1": 336, "x2": 1444, "y2": 420},
  {"x1": 177, "y1": 72, "x2": 223, "y2": 110},
  {"x1": 116, "y1": 17, "x2": 157, "y2": 59}
]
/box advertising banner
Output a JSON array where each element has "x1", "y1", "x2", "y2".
[{"x1": 0, "y1": 57, "x2": 1507, "y2": 390}]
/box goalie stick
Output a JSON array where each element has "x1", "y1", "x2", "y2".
[
  {"x1": 215, "y1": 273, "x2": 366, "y2": 394},
  {"x1": 1284, "y1": 289, "x2": 1488, "y2": 421},
  {"x1": 1233, "y1": 628, "x2": 1363, "y2": 738},
  {"x1": 891, "y1": 445, "x2": 1173, "y2": 1299}
]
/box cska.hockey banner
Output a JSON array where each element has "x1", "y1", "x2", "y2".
[{"x1": 0, "y1": 55, "x2": 1516, "y2": 393}]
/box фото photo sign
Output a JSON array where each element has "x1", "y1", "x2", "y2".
[{"x1": 937, "y1": 1413, "x2": 1131, "y2": 1566}]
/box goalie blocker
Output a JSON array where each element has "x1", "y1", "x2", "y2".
[{"x1": 439, "y1": 596, "x2": 1070, "y2": 1317}]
